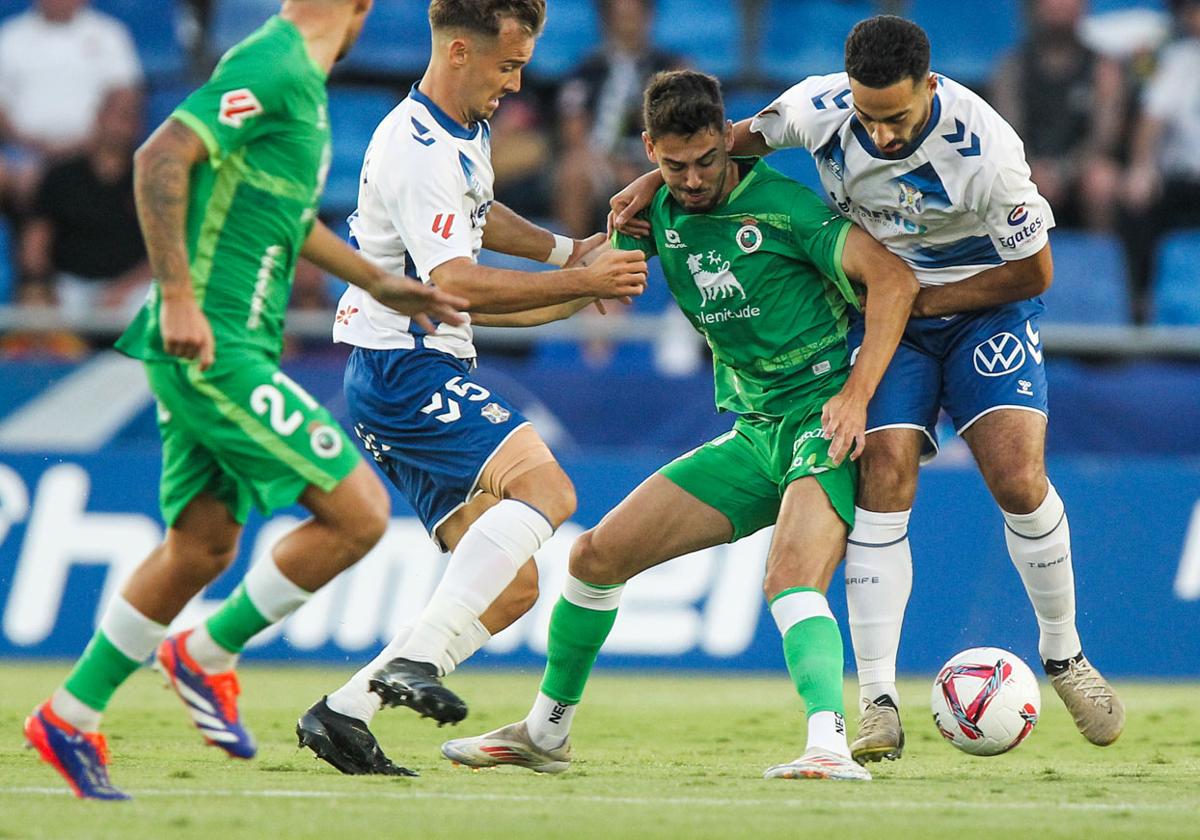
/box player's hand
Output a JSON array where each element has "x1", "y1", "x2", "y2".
[
  {"x1": 565, "y1": 232, "x2": 608, "y2": 268},
  {"x1": 609, "y1": 172, "x2": 661, "y2": 238},
  {"x1": 582, "y1": 248, "x2": 648, "y2": 299},
  {"x1": 368, "y1": 275, "x2": 469, "y2": 333},
  {"x1": 160, "y1": 292, "x2": 216, "y2": 371},
  {"x1": 820, "y1": 387, "x2": 869, "y2": 467}
]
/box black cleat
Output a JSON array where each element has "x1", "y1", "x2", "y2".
[
  {"x1": 368, "y1": 658, "x2": 468, "y2": 725},
  {"x1": 296, "y1": 697, "x2": 417, "y2": 776}
]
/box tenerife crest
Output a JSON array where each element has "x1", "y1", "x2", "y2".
[{"x1": 898, "y1": 180, "x2": 924, "y2": 215}]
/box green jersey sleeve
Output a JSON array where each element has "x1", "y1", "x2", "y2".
[
  {"x1": 788, "y1": 187, "x2": 857, "y2": 309},
  {"x1": 170, "y1": 33, "x2": 297, "y2": 163},
  {"x1": 610, "y1": 210, "x2": 658, "y2": 258}
]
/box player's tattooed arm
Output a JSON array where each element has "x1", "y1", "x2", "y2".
[
  {"x1": 133, "y1": 118, "x2": 215, "y2": 368},
  {"x1": 910, "y1": 244, "x2": 1052, "y2": 318},
  {"x1": 824, "y1": 226, "x2": 920, "y2": 464}
]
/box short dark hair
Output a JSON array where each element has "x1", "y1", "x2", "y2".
[
  {"x1": 428, "y1": 0, "x2": 546, "y2": 37},
  {"x1": 844, "y1": 15, "x2": 930, "y2": 88},
  {"x1": 642, "y1": 70, "x2": 725, "y2": 140},
  {"x1": 596, "y1": 0, "x2": 654, "y2": 23}
]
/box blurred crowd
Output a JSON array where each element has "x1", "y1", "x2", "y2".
[{"x1": 2, "y1": 0, "x2": 1200, "y2": 364}]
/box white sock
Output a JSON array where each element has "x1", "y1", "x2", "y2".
[
  {"x1": 398, "y1": 500, "x2": 552, "y2": 668},
  {"x1": 525, "y1": 691, "x2": 576, "y2": 750},
  {"x1": 326, "y1": 627, "x2": 413, "y2": 723},
  {"x1": 244, "y1": 556, "x2": 313, "y2": 621},
  {"x1": 845, "y1": 507, "x2": 912, "y2": 707},
  {"x1": 441, "y1": 620, "x2": 491, "y2": 677},
  {"x1": 185, "y1": 623, "x2": 239, "y2": 673},
  {"x1": 1003, "y1": 483, "x2": 1082, "y2": 663},
  {"x1": 324, "y1": 620, "x2": 491, "y2": 723},
  {"x1": 51, "y1": 688, "x2": 103, "y2": 733},
  {"x1": 806, "y1": 710, "x2": 849, "y2": 755}
]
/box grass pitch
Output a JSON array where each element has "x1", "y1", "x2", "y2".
[{"x1": 1, "y1": 663, "x2": 1198, "y2": 839}]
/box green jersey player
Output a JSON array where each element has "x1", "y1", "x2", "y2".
[
  {"x1": 23, "y1": 0, "x2": 465, "y2": 800},
  {"x1": 441, "y1": 70, "x2": 917, "y2": 781}
]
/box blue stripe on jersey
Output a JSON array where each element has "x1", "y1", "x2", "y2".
[
  {"x1": 850, "y1": 94, "x2": 943, "y2": 160},
  {"x1": 409, "y1": 83, "x2": 479, "y2": 141},
  {"x1": 909, "y1": 235, "x2": 1003, "y2": 269}
]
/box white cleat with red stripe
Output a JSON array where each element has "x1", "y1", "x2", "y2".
[
  {"x1": 763, "y1": 748, "x2": 873, "y2": 781},
  {"x1": 441, "y1": 721, "x2": 570, "y2": 774}
]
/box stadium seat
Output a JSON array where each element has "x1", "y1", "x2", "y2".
[
  {"x1": 0, "y1": 218, "x2": 12, "y2": 304},
  {"x1": 322, "y1": 86, "x2": 401, "y2": 216},
  {"x1": 651, "y1": 0, "x2": 741, "y2": 79},
  {"x1": 908, "y1": 0, "x2": 1023, "y2": 86},
  {"x1": 143, "y1": 82, "x2": 192, "y2": 139},
  {"x1": 760, "y1": 0, "x2": 876, "y2": 83},
  {"x1": 209, "y1": 0, "x2": 279, "y2": 59},
  {"x1": 0, "y1": 1, "x2": 27, "y2": 23},
  {"x1": 1090, "y1": 0, "x2": 1167, "y2": 11},
  {"x1": 1041, "y1": 231, "x2": 1131, "y2": 325},
  {"x1": 94, "y1": 0, "x2": 187, "y2": 82},
  {"x1": 337, "y1": 1, "x2": 430, "y2": 78},
  {"x1": 528, "y1": 0, "x2": 600, "y2": 79},
  {"x1": 722, "y1": 88, "x2": 773, "y2": 122},
  {"x1": 1152, "y1": 230, "x2": 1200, "y2": 325}
]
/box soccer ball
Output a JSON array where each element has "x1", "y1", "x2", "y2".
[{"x1": 930, "y1": 646, "x2": 1041, "y2": 756}]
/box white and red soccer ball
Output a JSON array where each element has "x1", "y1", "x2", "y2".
[{"x1": 931, "y1": 647, "x2": 1041, "y2": 756}]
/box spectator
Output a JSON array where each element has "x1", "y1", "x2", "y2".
[
  {"x1": 491, "y1": 90, "x2": 553, "y2": 221},
  {"x1": 554, "y1": 0, "x2": 683, "y2": 238},
  {"x1": 0, "y1": 0, "x2": 142, "y2": 210},
  {"x1": 1123, "y1": 0, "x2": 1200, "y2": 320},
  {"x1": 991, "y1": 0, "x2": 1126, "y2": 230},
  {"x1": 20, "y1": 87, "x2": 150, "y2": 323}
]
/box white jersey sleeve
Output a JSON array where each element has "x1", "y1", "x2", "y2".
[
  {"x1": 750, "y1": 72, "x2": 852, "y2": 153},
  {"x1": 963, "y1": 112, "x2": 1054, "y2": 262}
]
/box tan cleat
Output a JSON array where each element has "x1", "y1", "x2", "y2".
[
  {"x1": 764, "y1": 748, "x2": 872, "y2": 781},
  {"x1": 1046, "y1": 654, "x2": 1124, "y2": 746},
  {"x1": 850, "y1": 696, "x2": 905, "y2": 765},
  {"x1": 441, "y1": 721, "x2": 571, "y2": 774}
]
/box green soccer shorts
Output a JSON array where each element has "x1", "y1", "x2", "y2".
[
  {"x1": 659, "y1": 403, "x2": 857, "y2": 542},
  {"x1": 144, "y1": 355, "x2": 360, "y2": 527}
]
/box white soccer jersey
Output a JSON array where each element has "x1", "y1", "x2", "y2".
[
  {"x1": 333, "y1": 85, "x2": 494, "y2": 357},
  {"x1": 750, "y1": 73, "x2": 1054, "y2": 287}
]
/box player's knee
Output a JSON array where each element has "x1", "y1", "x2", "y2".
[
  {"x1": 534, "y1": 470, "x2": 577, "y2": 529},
  {"x1": 858, "y1": 448, "x2": 918, "y2": 508},
  {"x1": 992, "y1": 466, "x2": 1048, "y2": 515},
  {"x1": 568, "y1": 528, "x2": 618, "y2": 584},
  {"x1": 166, "y1": 537, "x2": 238, "y2": 583},
  {"x1": 336, "y1": 481, "x2": 391, "y2": 560}
]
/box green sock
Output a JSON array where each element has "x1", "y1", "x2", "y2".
[
  {"x1": 204, "y1": 583, "x2": 271, "y2": 655},
  {"x1": 772, "y1": 587, "x2": 846, "y2": 716},
  {"x1": 62, "y1": 631, "x2": 142, "y2": 713},
  {"x1": 539, "y1": 583, "x2": 622, "y2": 706}
]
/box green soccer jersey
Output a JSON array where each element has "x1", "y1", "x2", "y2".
[
  {"x1": 614, "y1": 157, "x2": 859, "y2": 418},
  {"x1": 117, "y1": 16, "x2": 332, "y2": 363}
]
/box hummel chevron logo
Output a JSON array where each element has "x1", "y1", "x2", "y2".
[
  {"x1": 411, "y1": 117, "x2": 436, "y2": 146},
  {"x1": 941, "y1": 119, "x2": 981, "y2": 157},
  {"x1": 811, "y1": 88, "x2": 851, "y2": 111}
]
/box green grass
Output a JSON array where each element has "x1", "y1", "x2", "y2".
[{"x1": 1, "y1": 664, "x2": 1198, "y2": 839}]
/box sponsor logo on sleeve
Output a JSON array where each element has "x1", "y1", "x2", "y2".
[
  {"x1": 998, "y1": 208, "x2": 1045, "y2": 249},
  {"x1": 218, "y1": 89, "x2": 263, "y2": 128}
]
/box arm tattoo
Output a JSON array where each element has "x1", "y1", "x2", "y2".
[{"x1": 134, "y1": 121, "x2": 203, "y2": 291}]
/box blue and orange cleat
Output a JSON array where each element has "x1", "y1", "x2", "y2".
[
  {"x1": 156, "y1": 630, "x2": 256, "y2": 759},
  {"x1": 24, "y1": 701, "x2": 130, "y2": 801}
]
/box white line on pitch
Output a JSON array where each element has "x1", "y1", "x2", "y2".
[{"x1": 0, "y1": 786, "x2": 1193, "y2": 812}]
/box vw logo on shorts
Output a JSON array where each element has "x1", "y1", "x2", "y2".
[{"x1": 973, "y1": 332, "x2": 1026, "y2": 377}]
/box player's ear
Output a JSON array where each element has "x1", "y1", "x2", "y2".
[
  {"x1": 723, "y1": 119, "x2": 734, "y2": 152},
  {"x1": 642, "y1": 131, "x2": 657, "y2": 163},
  {"x1": 447, "y1": 35, "x2": 469, "y2": 68}
]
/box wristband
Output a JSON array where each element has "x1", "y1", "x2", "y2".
[{"x1": 547, "y1": 233, "x2": 574, "y2": 267}]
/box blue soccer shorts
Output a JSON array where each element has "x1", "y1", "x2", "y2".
[
  {"x1": 848, "y1": 298, "x2": 1049, "y2": 459},
  {"x1": 344, "y1": 346, "x2": 529, "y2": 540}
]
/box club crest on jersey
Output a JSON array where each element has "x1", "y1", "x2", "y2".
[
  {"x1": 687, "y1": 251, "x2": 745, "y2": 307},
  {"x1": 309, "y1": 424, "x2": 344, "y2": 459},
  {"x1": 736, "y1": 221, "x2": 763, "y2": 254},
  {"x1": 218, "y1": 89, "x2": 263, "y2": 128},
  {"x1": 481, "y1": 402, "x2": 511, "y2": 424},
  {"x1": 898, "y1": 181, "x2": 924, "y2": 215}
]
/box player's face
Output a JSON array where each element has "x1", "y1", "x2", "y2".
[
  {"x1": 645, "y1": 122, "x2": 736, "y2": 213},
  {"x1": 461, "y1": 19, "x2": 535, "y2": 122},
  {"x1": 336, "y1": 0, "x2": 374, "y2": 62},
  {"x1": 849, "y1": 74, "x2": 938, "y2": 159}
]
